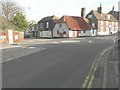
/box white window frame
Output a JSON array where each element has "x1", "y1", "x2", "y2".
[
  {"x1": 88, "y1": 15, "x2": 92, "y2": 18},
  {"x1": 100, "y1": 26, "x2": 104, "y2": 32},
  {"x1": 112, "y1": 22, "x2": 114, "y2": 26},
  {"x1": 40, "y1": 23, "x2": 43, "y2": 29},
  {"x1": 116, "y1": 22, "x2": 118, "y2": 27},
  {"x1": 101, "y1": 20, "x2": 103, "y2": 26},
  {"x1": 46, "y1": 22, "x2": 49, "y2": 28},
  {"x1": 106, "y1": 21, "x2": 109, "y2": 26}
]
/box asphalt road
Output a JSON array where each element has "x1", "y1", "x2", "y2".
[{"x1": 2, "y1": 39, "x2": 113, "y2": 88}]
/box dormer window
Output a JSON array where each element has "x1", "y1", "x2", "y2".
[{"x1": 88, "y1": 15, "x2": 92, "y2": 18}]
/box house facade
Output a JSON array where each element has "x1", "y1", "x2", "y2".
[
  {"x1": 86, "y1": 5, "x2": 118, "y2": 35},
  {"x1": 37, "y1": 15, "x2": 59, "y2": 38},
  {"x1": 108, "y1": 6, "x2": 120, "y2": 32},
  {"x1": 53, "y1": 15, "x2": 91, "y2": 38},
  {"x1": 29, "y1": 24, "x2": 38, "y2": 37}
]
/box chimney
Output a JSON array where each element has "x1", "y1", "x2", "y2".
[
  {"x1": 112, "y1": 5, "x2": 114, "y2": 11},
  {"x1": 111, "y1": 5, "x2": 115, "y2": 16},
  {"x1": 97, "y1": 3, "x2": 102, "y2": 14},
  {"x1": 81, "y1": 8, "x2": 86, "y2": 19}
]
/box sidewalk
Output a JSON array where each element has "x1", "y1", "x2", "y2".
[
  {"x1": 104, "y1": 45, "x2": 118, "y2": 88},
  {"x1": 0, "y1": 39, "x2": 52, "y2": 49}
]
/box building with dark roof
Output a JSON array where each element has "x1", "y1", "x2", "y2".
[
  {"x1": 37, "y1": 15, "x2": 59, "y2": 38},
  {"x1": 108, "y1": 6, "x2": 119, "y2": 21}
]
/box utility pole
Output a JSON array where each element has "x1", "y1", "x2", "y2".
[
  {"x1": 0, "y1": 2, "x2": 2, "y2": 31},
  {"x1": 118, "y1": 1, "x2": 120, "y2": 32}
]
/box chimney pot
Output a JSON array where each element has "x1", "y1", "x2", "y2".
[
  {"x1": 81, "y1": 8, "x2": 86, "y2": 19},
  {"x1": 97, "y1": 4, "x2": 102, "y2": 14}
]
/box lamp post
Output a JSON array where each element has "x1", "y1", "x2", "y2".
[
  {"x1": 92, "y1": 23, "x2": 95, "y2": 36},
  {"x1": 0, "y1": 3, "x2": 2, "y2": 31},
  {"x1": 108, "y1": 25, "x2": 112, "y2": 35}
]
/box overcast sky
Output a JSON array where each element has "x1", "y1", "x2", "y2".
[{"x1": 9, "y1": 0, "x2": 120, "y2": 22}]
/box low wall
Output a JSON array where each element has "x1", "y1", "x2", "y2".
[{"x1": 0, "y1": 30, "x2": 24, "y2": 44}]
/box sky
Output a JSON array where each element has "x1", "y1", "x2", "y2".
[{"x1": 7, "y1": 0, "x2": 120, "y2": 22}]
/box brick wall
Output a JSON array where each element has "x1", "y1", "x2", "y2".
[{"x1": 0, "y1": 30, "x2": 24, "y2": 44}]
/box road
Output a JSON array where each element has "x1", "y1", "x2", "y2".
[{"x1": 2, "y1": 38, "x2": 114, "y2": 88}]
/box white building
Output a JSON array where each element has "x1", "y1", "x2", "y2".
[{"x1": 53, "y1": 15, "x2": 91, "y2": 38}]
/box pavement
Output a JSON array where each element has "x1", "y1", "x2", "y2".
[
  {"x1": 0, "y1": 39, "x2": 53, "y2": 49},
  {"x1": 102, "y1": 40, "x2": 119, "y2": 88}
]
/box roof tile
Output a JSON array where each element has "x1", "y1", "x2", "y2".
[{"x1": 60, "y1": 16, "x2": 90, "y2": 30}]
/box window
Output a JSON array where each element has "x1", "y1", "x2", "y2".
[
  {"x1": 106, "y1": 21, "x2": 109, "y2": 26},
  {"x1": 116, "y1": 22, "x2": 118, "y2": 26},
  {"x1": 84, "y1": 30, "x2": 86, "y2": 33},
  {"x1": 108, "y1": 15, "x2": 110, "y2": 19},
  {"x1": 63, "y1": 31, "x2": 66, "y2": 34},
  {"x1": 112, "y1": 22, "x2": 114, "y2": 26},
  {"x1": 101, "y1": 20, "x2": 103, "y2": 25},
  {"x1": 57, "y1": 30, "x2": 59, "y2": 34},
  {"x1": 39, "y1": 23, "x2": 43, "y2": 29},
  {"x1": 100, "y1": 26, "x2": 104, "y2": 32},
  {"x1": 92, "y1": 23, "x2": 95, "y2": 28},
  {"x1": 46, "y1": 22, "x2": 49, "y2": 28},
  {"x1": 88, "y1": 15, "x2": 92, "y2": 18},
  {"x1": 93, "y1": 30, "x2": 94, "y2": 34}
]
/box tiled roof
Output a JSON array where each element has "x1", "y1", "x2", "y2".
[
  {"x1": 60, "y1": 15, "x2": 90, "y2": 30},
  {"x1": 38, "y1": 15, "x2": 59, "y2": 23},
  {"x1": 92, "y1": 10, "x2": 117, "y2": 21},
  {"x1": 108, "y1": 11, "x2": 119, "y2": 20}
]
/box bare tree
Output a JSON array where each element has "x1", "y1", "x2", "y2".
[{"x1": 0, "y1": 0, "x2": 21, "y2": 30}]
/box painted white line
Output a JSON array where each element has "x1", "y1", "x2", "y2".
[
  {"x1": 52, "y1": 42, "x2": 59, "y2": 44},
  {"x1": 89, "y1": 40, "x2": 92, "y2": 43},
  {"x1": 12, "y1": 46, "x2": 22, "y2": 48},
  {"x1": 88, "y1": 75, "x2": 94, "y2": 88},
  {"x1": 27, "y1": 47, "x2": 36, "y2": 49},
  {"x1": 61, "y1": 40, "x2": 80, "y2": 43},
  {"x1": 81, "y1": 46, "x2": 112, "y2": 88}
]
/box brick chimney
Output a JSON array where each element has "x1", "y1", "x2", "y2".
[
  {"x1": 81, "y1": 8, "x2": 86, "y2": 19},
  {"x1": 97, "y1": 3, "x2": 102, "y2": 14}
]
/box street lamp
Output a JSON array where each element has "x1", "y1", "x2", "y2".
[
  {"x1": 92, "y1": 23, "x2": 95, "y2": 35},
  {"x1": 0, "y1": 3, "x2": 2, "y2": 31},
  {"x1": 108, "y1": 25, "x2": 112, "y2": 34}
]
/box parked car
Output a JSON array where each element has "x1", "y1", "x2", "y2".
[{"x1": 24, "y1": 33, "x2": 30, "y2": 38}]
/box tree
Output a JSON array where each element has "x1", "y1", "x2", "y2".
[
  {"x1": 11, "y1": 11, "x2": 28, "y2": 31},
  {"x1": 0, "y1": 1, "x2": 21, "y2": 30}
]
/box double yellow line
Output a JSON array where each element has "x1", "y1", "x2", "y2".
[{"x1": 81, "y1": 46, "x2": 112, "y2": 88}]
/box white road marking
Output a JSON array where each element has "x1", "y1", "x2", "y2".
[
  {"x1": 1, "y1": 48, "x2": 47, "y2": 63},
  {"x1": 13, "y1": 46, "x2": 22, "y2": 47},
  {"x1": 52, "y1": 42, "x2": 59, "y2": 44},
  {"x1": 61, "y1": 40, "x2": 80, "y2": 43},
  {"x1": 89, "y1": 40, "x2": 92, "y2": 43},
  {"x1": 81, "y1": 46, "x2": 112, "y2": 88},
  {"x1": 27, "y1": 47, "x2": 36, "y2": 49}
]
